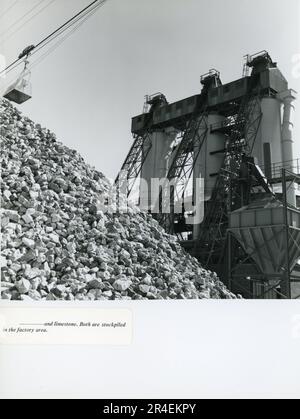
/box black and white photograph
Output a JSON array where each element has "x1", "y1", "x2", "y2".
[
  {"x1": 1, "y1": 0, "x2": 299, "y2": 301},
  {"x1": 0, "y1": 0, "x2": 300, "y2": 400}
]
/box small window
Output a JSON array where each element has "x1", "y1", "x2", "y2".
[{"x1": 224, "y1": 85, "x2": 231, "y2": 94}]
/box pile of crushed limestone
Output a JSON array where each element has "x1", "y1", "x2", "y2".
[{"x1": 0, "y1": 99, "x2": 236, "y2": 301}]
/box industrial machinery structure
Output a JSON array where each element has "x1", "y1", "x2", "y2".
[
  {"x1": 1, "y1": 0, "x2": 109, "y2": 105},
  {"x1": 3, "y1": 46, "x2": 34, "y2": 104},
  {"x1": 117, "y1": 51, "x2": 300, "y2": 299}
]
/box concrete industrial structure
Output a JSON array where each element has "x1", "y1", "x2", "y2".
[{"x1": 117, "y1": 51, "x2": 300, "y2": 299}]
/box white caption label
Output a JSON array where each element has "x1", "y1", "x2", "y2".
[{"x1": 0, "y1": 308, "x2": 132, "y2": 345}]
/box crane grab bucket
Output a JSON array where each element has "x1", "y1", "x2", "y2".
[
  {"x1": 3, "y1": 70, "x2": 32, "y2": 104},
  {"x1": 3, "y1": 51, "x2": 32, "y2": 105}
]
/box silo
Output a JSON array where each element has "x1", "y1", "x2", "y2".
[
  {"x1": 193, "y1": 112, "x2": 226, "y2": 238},
  {"x1": 139, "y1": 127, "x2": 178, "y2": 212},
  {"x1": 251, "y1": 96, "x2": 283, "y2": 175},
  {"x1": 280, "y1": 90, "x2": 296, "y2": 163},
  {"x1": 250, "y1": 91, "x2": 297, "y2": 206}
]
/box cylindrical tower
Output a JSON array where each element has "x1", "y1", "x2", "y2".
[
  {"x1": 139, "y1": 128, "x2": 178, "y2": 212},
  {"x1": 280, "y1": 89, "x2": 297, "y2": 206},
  {"x1": 193, "y1": 112, "x2": 226, "y2": 238},
  {"x1": 280, "y1": 89, "x2": 296, "y2": 164},
  {"x1": 250, "y1": 90, "x2": 297, "y2": 206},
  {"x1": 251, "y1": 96, "x2": 283, "y2": 173}
]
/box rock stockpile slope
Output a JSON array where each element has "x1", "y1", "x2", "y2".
[{"x1": 0, "y1": 99, "x2": 236, "y2": 301}]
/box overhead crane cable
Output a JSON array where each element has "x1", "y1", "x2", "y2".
[
  {"x1": 4, "y1": 3, "x2": 99, "y2": 70},
  {"x1": 0, "y1": 0, "x2": 104, "y2": 94},
  {"x1": 0, "y1": 5, "x2": 96, "y2": 82},
  {"x1": 0, "y1": 57, "x2": 21, "y2": 75},
  {"x1": 0, "y1": 0, "x2": 108, "y2": 77},
  {"x1": 31, "y1": 0, "x2": 104, "y2": 57},
  {"x1": 0, "y1": 0, "x2": 45, "y2": 39},
  {"x1": 25, "y1": 9, "x2": 101, "y2": 81},
  {"x1": 0, "y1": 0, "x2": 19, "y2": 21},
  {"x1": 34, "y1": 0, "x2": 103, "y2": 49},
  {"x1": 1, "y1": 0, "x2": 57, "y2": 44},
  {"x1": 28, "y1": 2, "x2": 103, "y2": 71}
]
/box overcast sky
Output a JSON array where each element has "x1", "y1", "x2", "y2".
[{"x1": 0, "y1": 0, "x2": 299, "y2": 179}]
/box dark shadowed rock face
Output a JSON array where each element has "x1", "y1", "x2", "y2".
[{"x1": 0, "y1": 99, "x2": 236, "y2": 301}]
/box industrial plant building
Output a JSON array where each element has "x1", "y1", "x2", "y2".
[{"x1": 118, "y1": 51, "x2": 300, "y2": 299}]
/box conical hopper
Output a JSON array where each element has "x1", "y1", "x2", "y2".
[{"x1": 229, "y1": 203, "x2": 300, "y2": 275}]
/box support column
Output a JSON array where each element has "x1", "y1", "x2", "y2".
[
  {"x1": 139, "y1": 128, "x2": 178, "y2": 212},
  {"x1": 279, "y1": 89, "x2": 297, "y2": 207},
  {"x1": 282, "y1": 169, "x2": 292, "y2": 299}
]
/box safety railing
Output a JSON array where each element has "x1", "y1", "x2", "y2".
[
  {"x1": 210, "y1": 118, "x2": 245, "y2": 133},
  {"x1": 261, "y1": 159, "x2": 300, "y2": 179}
]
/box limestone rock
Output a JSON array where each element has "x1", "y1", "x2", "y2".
[
  {"x1": 139, "y1": 284, "x2": 150, "y2": 294},
  {"x1": 113, "y1": 279, "x2": 132, "y2": 292},
  {"x1": 0, "y1": 256, "x2": 7, "y2": 268},
  {"x1": 16, "y1": 279, "x2": 31, "y2": 294},
  {"x1": 0, "y1": 98, "x2": 235, "y2": 301},
  {"x1": 22, "y1": 237, "x2": 36, "y2": 249}
]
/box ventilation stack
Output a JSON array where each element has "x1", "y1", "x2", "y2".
[{"x1": 280, "y1": 89, "x2": 297, "y2": 206}]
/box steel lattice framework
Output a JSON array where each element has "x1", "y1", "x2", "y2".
[
  {"x1": 115, "y1": 131, "x2": 152, "y2": 197},
  {"x1": 157, "y1": 103, "x2": 208, "y2": 233},
  {"x1": 195, "y1": 91, "x2": 265, "y2": 268}
]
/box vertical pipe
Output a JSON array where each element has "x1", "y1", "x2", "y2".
[
  {"x1": 282, "y1": 169, "x2": 292, "y2": 299},
  {"x1": 281, "y1": 90, "x2": 296, "y2": 163},
  {"x1": 280, "y1": 89, "x2": 297, "y2": 206},
  {"x1": 227, "y1": 232, "x2": 232, "y2": 292}
]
